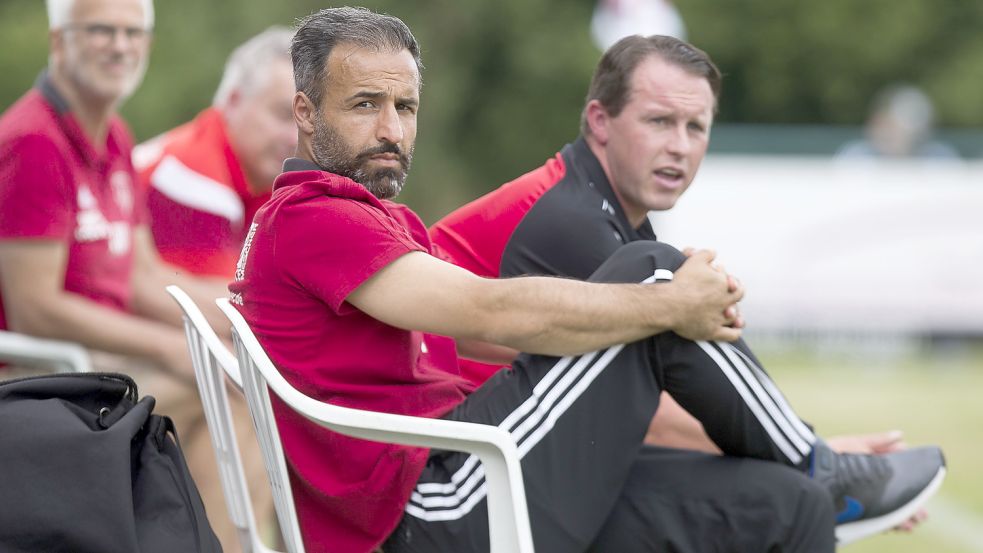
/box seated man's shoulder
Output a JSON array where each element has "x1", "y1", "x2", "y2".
[{"x1": 0, "y1": 130, "x2": 73, "y2": 191}]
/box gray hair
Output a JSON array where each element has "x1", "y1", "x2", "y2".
[
  {"x1": 291, "y1": 7, "x2": 422, "y2": 109},
  {"x1": 213, "y1": 27, "x2": 295, "y2": 109},
  {"x1": 46, "y1": 0, "x2": 155, "y2": 29}
]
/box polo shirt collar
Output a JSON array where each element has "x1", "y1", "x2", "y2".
[
  {"x1": 34, "y1": 70, "x2": 121, "y2": 172},
  {"x1": 276, "y1": 157, "x2": 382, "y2": 206},
  {"x1": 282, "y1": 157, "x2": 322, "y2": 173},
  {"x1": 565, "y1": 137, "x2": 656, "y2": 238},
  {"x1": 35, "y1": 70, "x2": 71, "y2": 114}
]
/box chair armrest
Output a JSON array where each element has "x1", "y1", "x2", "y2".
[
  {"x1": 268, "y1": 363, "x2": 535, "y2": 553},
  {"x1": 216, "y1": 297, "x2": 535, "y2": 553},
  {"x1": 0, "y1": 330, "x2": 92, "y2": 373},
  {"x1": 165, "y1": 285, "x2": 243, "y2": 388}
]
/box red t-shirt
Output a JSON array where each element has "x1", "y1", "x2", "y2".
[
  {"x1": 429, "y1": 153, "x2": 565, "y2": 385},
  {"x1": 0, "y1": 75, "x2": 144, "y2": 331},
  {"x1": 229, "y1": 160, "x2": 472, "y2": 553},
  {"x1": 134, "y1": 107, "x2": 271, "y2": 277}
]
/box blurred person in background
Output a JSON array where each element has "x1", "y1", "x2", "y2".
[
  {"x1": 591, "y1": 0, "x2": 686, "y2": 51},
  {"x1": 836, "y1": 84, "x2": 961, "y2": 160},
  {"x1": 430, "y1": 34, "x2": 942, "y2": 545},
  {"x1": 0, "y1": 1, "x2": 265, "y2": 550},
  {"x1": 132, "y1": 26, "x2": 294, "y2": 550},
  {"x1": 133, "y1": 27, "x2": 296, "y2": 278}
]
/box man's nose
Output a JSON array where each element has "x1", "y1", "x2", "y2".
[
  {"x1": 375, "y1": 104, "x2": 404, "y2": 144},
  {"x1": 109, "y1": 28, "x2": 136, "y2": 51},
  {"x1": 665, "y1": 125, "x2": 691, "y2": 157}
]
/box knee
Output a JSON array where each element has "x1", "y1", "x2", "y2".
[
  {"x1": 590, "y1": 241, "x2": 686, "y2": 284},
  {"x1": 781, "y1": 475, "x2": 837, "y2": 552},
  {"x1": 790, "y1": 473, "x2": 836, "y2": 531},
  {"x1": 620, "y1": 241, "x2": 685, "y2": 268}
]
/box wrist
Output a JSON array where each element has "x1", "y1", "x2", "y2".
[{"x1": 646, "y1": 282, "x2": 683, "y2": 334}]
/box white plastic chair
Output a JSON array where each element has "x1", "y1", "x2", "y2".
[
  {"x1": 165, "y1": 285, "x2": 280, "y2": 553},
  {"x1": 215, "y1": 297, "x2": 536, "y2": 553},
  {"x1": 0, "y1": 330, "x2": 91, "y2": 373}
]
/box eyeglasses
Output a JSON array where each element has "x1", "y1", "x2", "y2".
[{"x1": 62, "y1": 22, "x2": 152, "y2": 46}]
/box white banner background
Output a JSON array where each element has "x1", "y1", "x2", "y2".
[{"x1": 652, "y1": 156, "x2": 983, "y2": 335}]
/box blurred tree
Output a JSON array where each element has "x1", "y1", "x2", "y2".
[
  {"x1": 2, "y1": 0, "x2": 982, "y2": 221},
  {"x1": 682, "y1": 0, "x2": 983, "y2": 127}
]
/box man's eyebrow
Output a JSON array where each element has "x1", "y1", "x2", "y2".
[
  {"x1": 344, "y1": 90, "x2": 419, "y2": 107},
  {"x1": 344, "y1": 90, "x2": 387, "y2": 103}
]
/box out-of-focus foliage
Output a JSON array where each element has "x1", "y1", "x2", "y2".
[
  {"x1": 685, "y1": 0, "x2": 983, "y2": 128},
  {"x1": 2, "y1": 0, "x2": 982, "y2": 221}
]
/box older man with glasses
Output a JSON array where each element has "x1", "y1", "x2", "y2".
[{"x1": 0, "y1": 0, "x2": 249, "y2": 549}]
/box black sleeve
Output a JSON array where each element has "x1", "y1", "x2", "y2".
[{"x1": 499, "y1": 191, "x2": 626, "y2": 280}]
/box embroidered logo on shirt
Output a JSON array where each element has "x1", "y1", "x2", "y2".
[
  {"x1": 234, "y1": 222, "x2": 259, "y2": 283},
  {"x1": 110, "y1": 171, "x2": 133, "y2": 217},
  {"x1": 74, "y1": 183, "x2": 131, "y2": 256},
  {"x1": 601, "y1": 199, "x2": 615, "y2": 215}
]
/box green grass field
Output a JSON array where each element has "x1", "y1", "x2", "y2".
[{"x1": 759, "y1": 342, "x2": 983, "y2": 552}]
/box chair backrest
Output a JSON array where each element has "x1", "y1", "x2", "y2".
[
  {"x1": 0, "y1": 330, "x2": 92, "y2": 373},
  {"x1": 165, "y1": 285, "x2": 280, "y2": 553},
  {"x1": 216, "y1": 298, "x2": 535, "y2": 553}
]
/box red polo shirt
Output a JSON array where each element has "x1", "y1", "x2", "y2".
[
  {"x1": 0, "y1": 74, "x2": 144, "y2": 331},
  {"x1": 229, "y1": 159, "x2": 471, "y2": 553},
  {"x1": 134, "y1": 107, "x2": 271, "y2": 277}
]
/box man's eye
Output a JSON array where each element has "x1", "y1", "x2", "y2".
[
  {"x1": 90, "y1": 24, "x2": 115, "y2": 37},
  {"x1": 124, "y1": 27, "x2": 147, "y2": 40}
]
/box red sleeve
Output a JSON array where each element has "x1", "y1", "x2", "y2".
[
  {"x1": 130, "y1": 164, "x2": 150, "y2": 227},
  {"x1": 276, "y1": 197, "x2": 426, "y2": 313},
  {"x1": 0, "y1": 133, "x2": 74, "y2": 240},
  {"x1": 429, "y1": 153, "x2": 566, "y2": 279}
]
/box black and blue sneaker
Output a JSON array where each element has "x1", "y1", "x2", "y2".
[{"x1": 810, "y1": 440, "x2": 946, "y2": 544}]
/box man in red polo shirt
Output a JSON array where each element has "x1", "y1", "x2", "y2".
[
  {"x1": 0, "y1": 0, "x2": 250, "y2": 549},
  {"x1": 231, "y1": 8, "x2": 944, "y2": 553},
  {"x1": 134, "y1": 27, "x2": 296, "y2": 277}
]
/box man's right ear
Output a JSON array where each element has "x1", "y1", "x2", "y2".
[
  {"x1": 585, "y1": 99, "x2": 610, "y2": 145},
  {"x1": 293, "y1": 92, "x2": 316, "y2": 135},
  {"x1": 48, "y1": 29, "x2": 64, "y2": 64}
]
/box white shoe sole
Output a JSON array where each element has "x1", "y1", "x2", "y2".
[{"x1": 835, "y1": 465, "x2": 946, "y2": 545}]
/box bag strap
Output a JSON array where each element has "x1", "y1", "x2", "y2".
[
  {"x1": 145, "y1": 410, "x2": 181, "y2": 451},
  {"x1": 0, "y1": 372, "x2": 138, "y2": 400}
]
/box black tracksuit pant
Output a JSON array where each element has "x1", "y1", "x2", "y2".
[{"x1": 385, "y1": 241, "x2": 835, "y2": 553}]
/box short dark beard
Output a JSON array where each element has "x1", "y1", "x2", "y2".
[{"x1": 310, "y1": 113, "x2": 413, "y2": 200}]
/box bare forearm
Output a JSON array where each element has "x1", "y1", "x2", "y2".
[
  {"x1": 6, "y1": 291, "x2": 184, "y2": 364},
  {"x1": 455, "y1": 338, "x2": 519, "y2": 365},
  {"x1": 473, "y1": 276, "x2": 679, "y2": 355},
  {"x1": 349, "y1": 250, "x2": 741, "y2": 358}
]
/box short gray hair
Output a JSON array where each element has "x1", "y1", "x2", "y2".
[
  {"x1": 213, "y1": 27, "x2": 294, "y2": 109},
  {"x1": 46, "y1": 0, "x2": 155, "y2": 30},
  {"x1": 291, "y1": 7, "x2": 422, "y2": 109}
]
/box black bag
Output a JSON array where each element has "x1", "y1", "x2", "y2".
[{"x1": 0, "y1": 372, "x2": 222, "y2": 553}]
